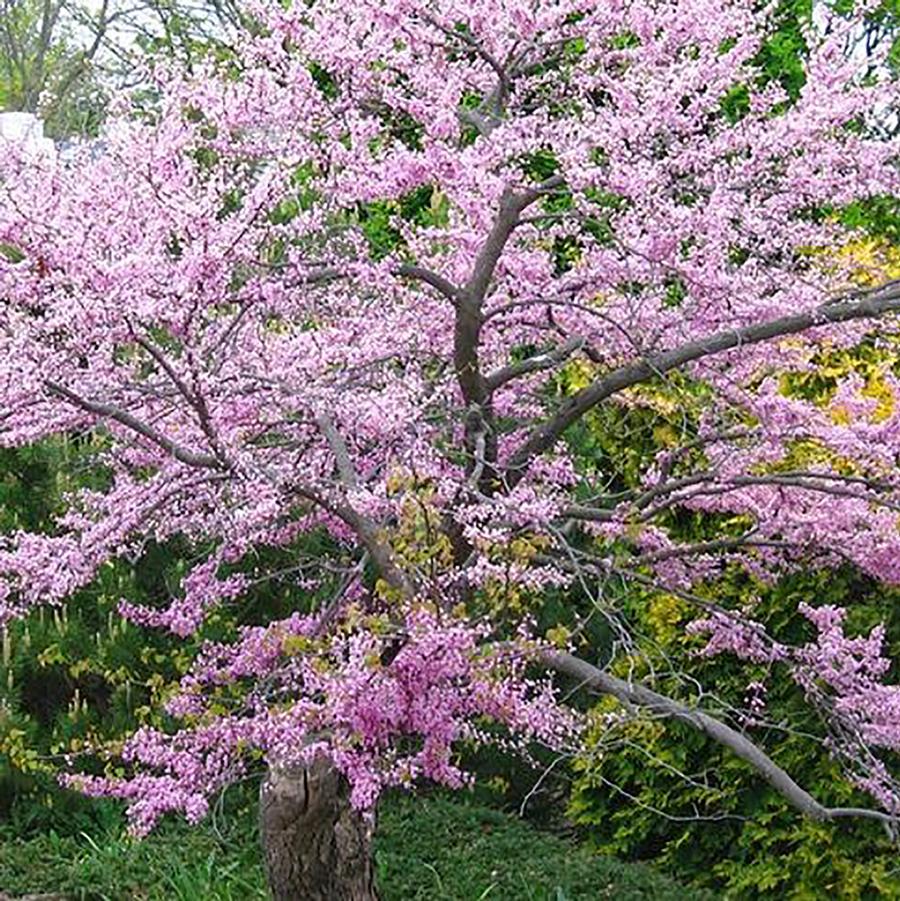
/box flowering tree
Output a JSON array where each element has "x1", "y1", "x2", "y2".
[{"x1": 2, "y1": 0, "x2": 900, "y2": 896}]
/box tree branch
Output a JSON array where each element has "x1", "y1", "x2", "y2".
[
  {"x1": 564, "y1": 468, "x2": 900, "y2": 524},
  {"x1": 464, "y1": 175, "x2": 564, "y2": 305},
  {"x1": 315, "y1": 413, "x2": 359, "y2": 489},
  {"x1": 44, "y1": 380, "x2": 223, "y2": 470},
  {"x1": 394, "y1": 263, "x2": 460, "y2": 303},
  {"x1": 505, "y1": 280, "x2": 900, "y2": 486},
  {"x1": 293, "y1": 484, "x2": 416, "y2": 600},
  {"x1": 542, "y1": 650, "x2": 899, "y2": 834},
  {"x1": 132, "y1": 331, "x2": 230, "y2": 468},
  {"x1": 485, "y1": 336, "x2": 585, "y2": 393}
]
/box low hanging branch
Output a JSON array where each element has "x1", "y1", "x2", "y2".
[
  {"x1": 43, "y1": 380, "x2": 225, "y2": 470},
  {"x1": 542, "y1": 651, "x2": 900, "y2": 835}
]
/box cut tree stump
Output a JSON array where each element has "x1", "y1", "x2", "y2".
[{"x1": 259, "y1": 757, "x2": 377, "y2": 901}]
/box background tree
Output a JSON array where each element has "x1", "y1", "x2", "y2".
[
  {"x1": 2, "y1": 1, "x2": 900, "y2": 898},
  {"x1": 0, "y1": 0, "x2": 242, "y2": 137},
  {"x1": 0, "y1": 0, "x2": 112, "y2": 135}
]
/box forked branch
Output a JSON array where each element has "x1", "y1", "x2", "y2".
[{"x1": 505, "y1": 280, "x2": 900, "y2": 486}]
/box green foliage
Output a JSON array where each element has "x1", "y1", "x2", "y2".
[
  {"x1": 0, "y1": 788, "x2": 266, "y2": 900},
  {"x1": 0, "y1": 538, "x2": 199, "y2": 830},
  {"x1": 134, "y1": 7, "x2": 244, "y2": 86},
  {"x1": 355, "y1": 185, "x2": 451, "y2": 260},
  {"x1": 840, "y1": 195, "x2": 900, "y2": 244},
  {"x1": 308, "y1": 62, "x2": 340, "y2": 100},
  {"x1": 0, "y1": 0, "x2": 107, "y2": 137},
  {"x1": 568, "y1": 568, "x2": 900, "y2": 899},
  {"x1": 376, "y1": 794, "x2": 709, "y2": 901},
  {"x1": 757, "y1": 0, "x2": 812, "y2": 100},
  {"x1": 0, "y1": 791, "x2": 704, "y2": 900},
  {"x1": 720, "y1": 0, "x2": 900, "y2": 129}
]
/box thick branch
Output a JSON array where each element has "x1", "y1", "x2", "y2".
[
  {"x1": 394, "y1": 263, "x2": 460, "y2": 303},
  {"x1": 293, "y1": 484, "x2": 415, "y2": 599},
  {"x1": 543, "y1": 650, "x2": 899, "y2": 831},
  {"x1": 464, "y1": 175, "x2": 564, "y2": 305},
  {"x1": 452, "y1": 179, "x2": 564, "y2": 502},
  {"x1": 457, "y1": 107, "x2": 496, "y2": 138},
  {"x1": 315, "y1": 413, "x2": 359, "y2": 489},
  {"x1": 301, "y1": 416, "x2": 416, "y2": 599},
  {"x1": 455, "y1": 175, "x2": 567, "y2": 484},
  {"x1": 485, "y1": 337, "x2": 585, "y2": 393},
  {"x1": 506, "y1": 280, "x2": 900, "y2": 486},
  {"x1": 420, "y1": 12, "x2": 512, "y2": 129}
]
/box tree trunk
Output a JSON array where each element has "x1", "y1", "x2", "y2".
[{"x1": 259, "y1": 757, "x2": 377, "y2": 901}]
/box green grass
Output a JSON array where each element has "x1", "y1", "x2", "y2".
[
  {"x1": 0, "y1": 793, "x2": 709, "y2": 900},
  {"x1": 376, "y1": 795, "x2": 711, "y2": 900}
]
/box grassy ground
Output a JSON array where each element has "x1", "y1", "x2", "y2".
[{"x1": 0, "y1": 793, "x2": 708, "y2": 900}]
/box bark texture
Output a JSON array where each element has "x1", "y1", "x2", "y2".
[{"x1": 259, "y1": 758, "x2": 377, "y2": 901}]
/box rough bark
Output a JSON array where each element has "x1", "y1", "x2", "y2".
[{"x1": 259, "y1": 758, "x2": 377, "y2": 901}]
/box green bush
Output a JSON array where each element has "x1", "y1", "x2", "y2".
[
  {"x1": 0, "y1": 791, "x2": 705, "y2": 900},
  {"x1": 568, "y1": 568, "x2": 900, "y2": 899}
]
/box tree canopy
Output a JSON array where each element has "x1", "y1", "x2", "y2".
[{"x1": 2, "y1": 0, "x2": 900, "y2": 893}]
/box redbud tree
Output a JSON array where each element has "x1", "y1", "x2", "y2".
[{"x1": 3, "y1": 1, "x2": 900, "y2": 897}]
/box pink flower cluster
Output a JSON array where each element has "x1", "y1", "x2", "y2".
[
  {"x1": 66, "y1": 607, "x2": 579, "y2": 834},
  {"x1": 119, "y1": 552, "x2": 248, "y2": 637},
  {"x1": 691, "y1": 603, "x2": 900, "y2": 812}
]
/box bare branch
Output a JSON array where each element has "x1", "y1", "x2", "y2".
[
  {"x1": 394, "y1": 263, "x2": 460, "y2": 303},
  {"x1": 485, "y1": 337, "x2": 585, "y2": 393},
  {"x1": 464, "y1": 175, "x2": 564, "y2": 305},
  {"x1": 292, "y1": 484, "x2": 416, "y2": 599},
  {"x1": 543, "y1": 650, "x2": 899, "y2": 833},
  {"x1": 315, "y1": 413, "x2": 359, "y2": 489},
  {"x1": 565, "y1": 468, "x2": 900, "y2": 524}
]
